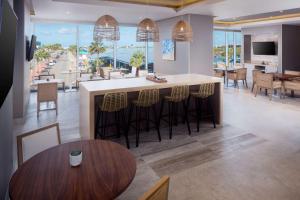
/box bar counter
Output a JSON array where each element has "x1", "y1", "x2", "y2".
[{"x1": 79, "y1": 74, "x2": 223, "y2": 139}]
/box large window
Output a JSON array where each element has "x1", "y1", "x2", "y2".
[
  {"x1": 213, "y1": 30, "x2": 242, "y2": 67},
  {"x1": 32, "y1": 23, "x2": 153, "y2": 89},
  {"x1": 32, "y1": 23, "x2": 77, "y2": 87}
]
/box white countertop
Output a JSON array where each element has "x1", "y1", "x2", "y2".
[{"x1": 80, "y1": 74, "x2": 222, "y2": 95}]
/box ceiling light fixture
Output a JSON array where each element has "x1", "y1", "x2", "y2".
[
  {"x1": 172, "y1": 0, "x2": 193, "y2": 42},
  {"x1": 136, "y1": 0, "x2": 159, "y2": 42},
  {"x1": 93, "y1": 15, "x2": 120, "y2": 41},
  {"x1": 136, "y1": 18, "x2": 160, "y2": 42}
]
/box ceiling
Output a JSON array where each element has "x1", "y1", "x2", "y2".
[
  {"x1": 93, "y1": 0, "x2": 206, "y2": 10},
  {"x1": 31, "y1": 0, "x2": 300, "y2": 27}
]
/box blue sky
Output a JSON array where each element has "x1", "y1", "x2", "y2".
[{"x1": 34, "y1": 23, "x2": 241, "y2": 48}]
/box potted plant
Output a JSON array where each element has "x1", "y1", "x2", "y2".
[{"x1": 130, "y1": 51, "x2": 145, "y2": 77}]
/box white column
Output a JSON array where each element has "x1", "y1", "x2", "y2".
[
  {"x1": 145, "y1": 41, "x2": 148, "y2": 70},
  {"x1": 114, "y1": 41, "x2": 117, "y2": 68},
  {"x1": 225, "y1": 32, "x2": 228, "y2": 66},
  {"x1": 233, "y1": 32, "x2": 236, "y2": 65}
]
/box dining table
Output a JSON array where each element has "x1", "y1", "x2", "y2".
[
  {"x1": 9, "y1": 140, "x2": 136, "y2": 200},
  {"x1": 272, "y1": 73, "x2": 300, "y2": 81},
  {"x1": 213, "y1": 66, "x2": 242, "y2": 87}
]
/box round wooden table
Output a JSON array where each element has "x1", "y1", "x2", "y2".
[{"x1": 9, "y1": 140, "x2": 136, "y2": 200}]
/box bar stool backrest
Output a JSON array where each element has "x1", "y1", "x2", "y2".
[
  {"x1": 137, "y1": 89, "x2": 159, "y2": 107},
  {"x1": 170, "y1": 85, "x2": 189, "y2": 102},
  {"x1": 198, "y1": 83, "x2": 215, "y2": 98},
  {"x1": 101, "y1": 92, "x2": 128, "y2": 112}
]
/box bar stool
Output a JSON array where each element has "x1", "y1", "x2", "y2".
[
  {"x1": 160, "y1": 85, "x2": 191, "y2": 139},
  {"x1": 95, "y1": 92, "x2": 130, "y2": 148},
  {"x1": 128, "y1": 89, "x2": 161, "y2": 147},
  {"x1": 191, "y1": 83, "x2": 216, "y2": 132}
]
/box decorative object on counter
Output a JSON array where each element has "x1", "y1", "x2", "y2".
[
  {"x1": 93, "y1": 15, "x2": 120, "y2": 41},
  {"x1": 162, "y1": 39, "x2": 175, "y2": 60},
  {"x1": 69, "y1": 150, "x2": 82, "y2": 167},
  {"x1": 146, "y1": 75, "x2": 167, "y2": 83}
]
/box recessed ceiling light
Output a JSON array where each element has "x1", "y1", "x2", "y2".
[{"x1": 66, "y1": 11, "x2": 71, "y2": 15}]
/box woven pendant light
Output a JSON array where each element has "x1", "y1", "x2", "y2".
[
  {"x1": 136, "y1": 18, "x2": 159, "y2": 42},
  {"x1": 93, "y1": 15, "x2": 120, "y2": 41},
  {"x1": 172, "y1": 20, "x2": 193, "y2": 42}
]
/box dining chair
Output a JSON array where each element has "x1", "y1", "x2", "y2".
[
  {"x1": 138, "y1": 176, "x2": 170, "y2": 200},
  {"x1": 254, "y1": 73, "x2": 282, "y2": 100},
  {"x1": 160, "y1": 85, "x2": 191, "y2": 139},
  {"x1": 37, "y1": 82, "x2": 58, "y2": 116},
  {"x1": 227, "y1": 68, "x2": 248, "y2": 88},
  {"x1": 128, "y1": 89, "x2": 161, "y2": 147},
  {"x1": 283, "y1": 80, "x2": 300, "y2": 98},
  {"x1": 251, "y1": 69, "x2": 262, "y2": 92},
  {"x1": 190, "y1": 83, "x2": 216, "y2": 132},
  {"x1": 17, "y1": 123, "x2": 61, "y2": 166}
]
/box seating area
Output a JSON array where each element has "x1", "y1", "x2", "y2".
[{"x1": 2, "y1": 0, "x2": 300, "y2": 200}]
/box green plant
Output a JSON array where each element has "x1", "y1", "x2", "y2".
[
  {"x1": 89, "y1": 58, "x2": 104, "y2": 73},
  {"x1": 34, "y1": 48, "x2": 51, "y2": 62},
  {"x1": 68, "y1": 44, "x2": 77, "y2": 56},
  {"x1": 88, "y1": 41, "x2": 106, "y2": 59},
  {"x1": 130, "y1": 51, "x2": 144, "y2": 68}
]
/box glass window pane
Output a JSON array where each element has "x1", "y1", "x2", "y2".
[
  {"x1": 235, "y1": 32, "x2": 242, "y2": 63},
  {"x1": 213, "y1": 31, "x2": 226, "y2": 66},
  {"x1": 33, "y1": 23, "x2": 77, "y2": 90},
  {"x1": 117, "y1": 26, "x2": 145, "y2": 72}
]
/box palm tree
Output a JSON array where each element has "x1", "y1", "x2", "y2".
[
  {"x1": 34, "y1": 48, "x2": 50, "y2": 62},
  {"x1": 68, "y1": 45, "x2": 77, "y2": 56},
  {"x1": 130, "y1": 51, "x2": 145, "y2": 68},
  {"x1": 88, "y1": 41, "x2": 106, "y2": 59}
]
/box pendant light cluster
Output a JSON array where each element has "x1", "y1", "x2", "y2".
[{"x1": 94, "y1": 14, "x2": 193, "y2": 43}]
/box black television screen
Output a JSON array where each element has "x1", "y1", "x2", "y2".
[
  {"x1": 27, "y1": 35, "x2": 37, "y2": 61},
  {"x1": 0, "y1": 0, "x2": 17, "y2": 108},
  {"x1": 253, "y1": 42, "x2": 277, "y2": 55}
]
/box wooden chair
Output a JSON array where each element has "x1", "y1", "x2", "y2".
[
  {"x1": 284, "y1": 70, "x2": 300, "y2": 97},
  {"x1": 254, "y1": 73, "x2": 282, "y2": 100},
  {"x1": 37, "y1": 82, "x2": 58, "y2": 116},
  {"x1": 95, "y1": 92, "x2": 130, "y2": 148},
  {"x1": 227, "y1": 68, "x2": 248, "y2": 88},
  {"x1": 128, "y1": 89, "x2": 161, "y2": 147},
  {"x1": 17, "y1": 123, "x2": 61, "y2": 166},
  {"x1": 139, "y1": 176, "x2": 170, "y2": 200},
  {"x1": 191, "y1": 83, "x2": 216, "y2": 132},
  {"x1": 251, "y1": 69, "x2": 262, "y2": 92},
  {"x1": 160, "y1": 85, "x2": 191, "y2": 139}
]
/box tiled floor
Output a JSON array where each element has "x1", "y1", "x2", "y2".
[{"x1": 13, "y1": 86, "x2": 300, "y2": 200}]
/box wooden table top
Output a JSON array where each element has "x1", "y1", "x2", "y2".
[
  {"x1": 213, "y1": 67, "x2": 242, "y2": 72},
  {"x1": 272, "y1": 73, "x2": 300, "y2": 81},
  {"x1": 31, "y1": 79, "x2": 64, "y2": 86},
  {"x1": 9, "y1": 140, "x2": 136, "y2": 200}
]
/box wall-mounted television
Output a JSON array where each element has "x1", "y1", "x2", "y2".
[
  {"x1": 0, "y1": 0, "x2": 17, "y2": 109},
  {"x1": 253, "y1": 42, "x2": 277, "y2": 55},
  {"x1": 26, "y1": 35, "x2": 37, "y2": 61}
]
